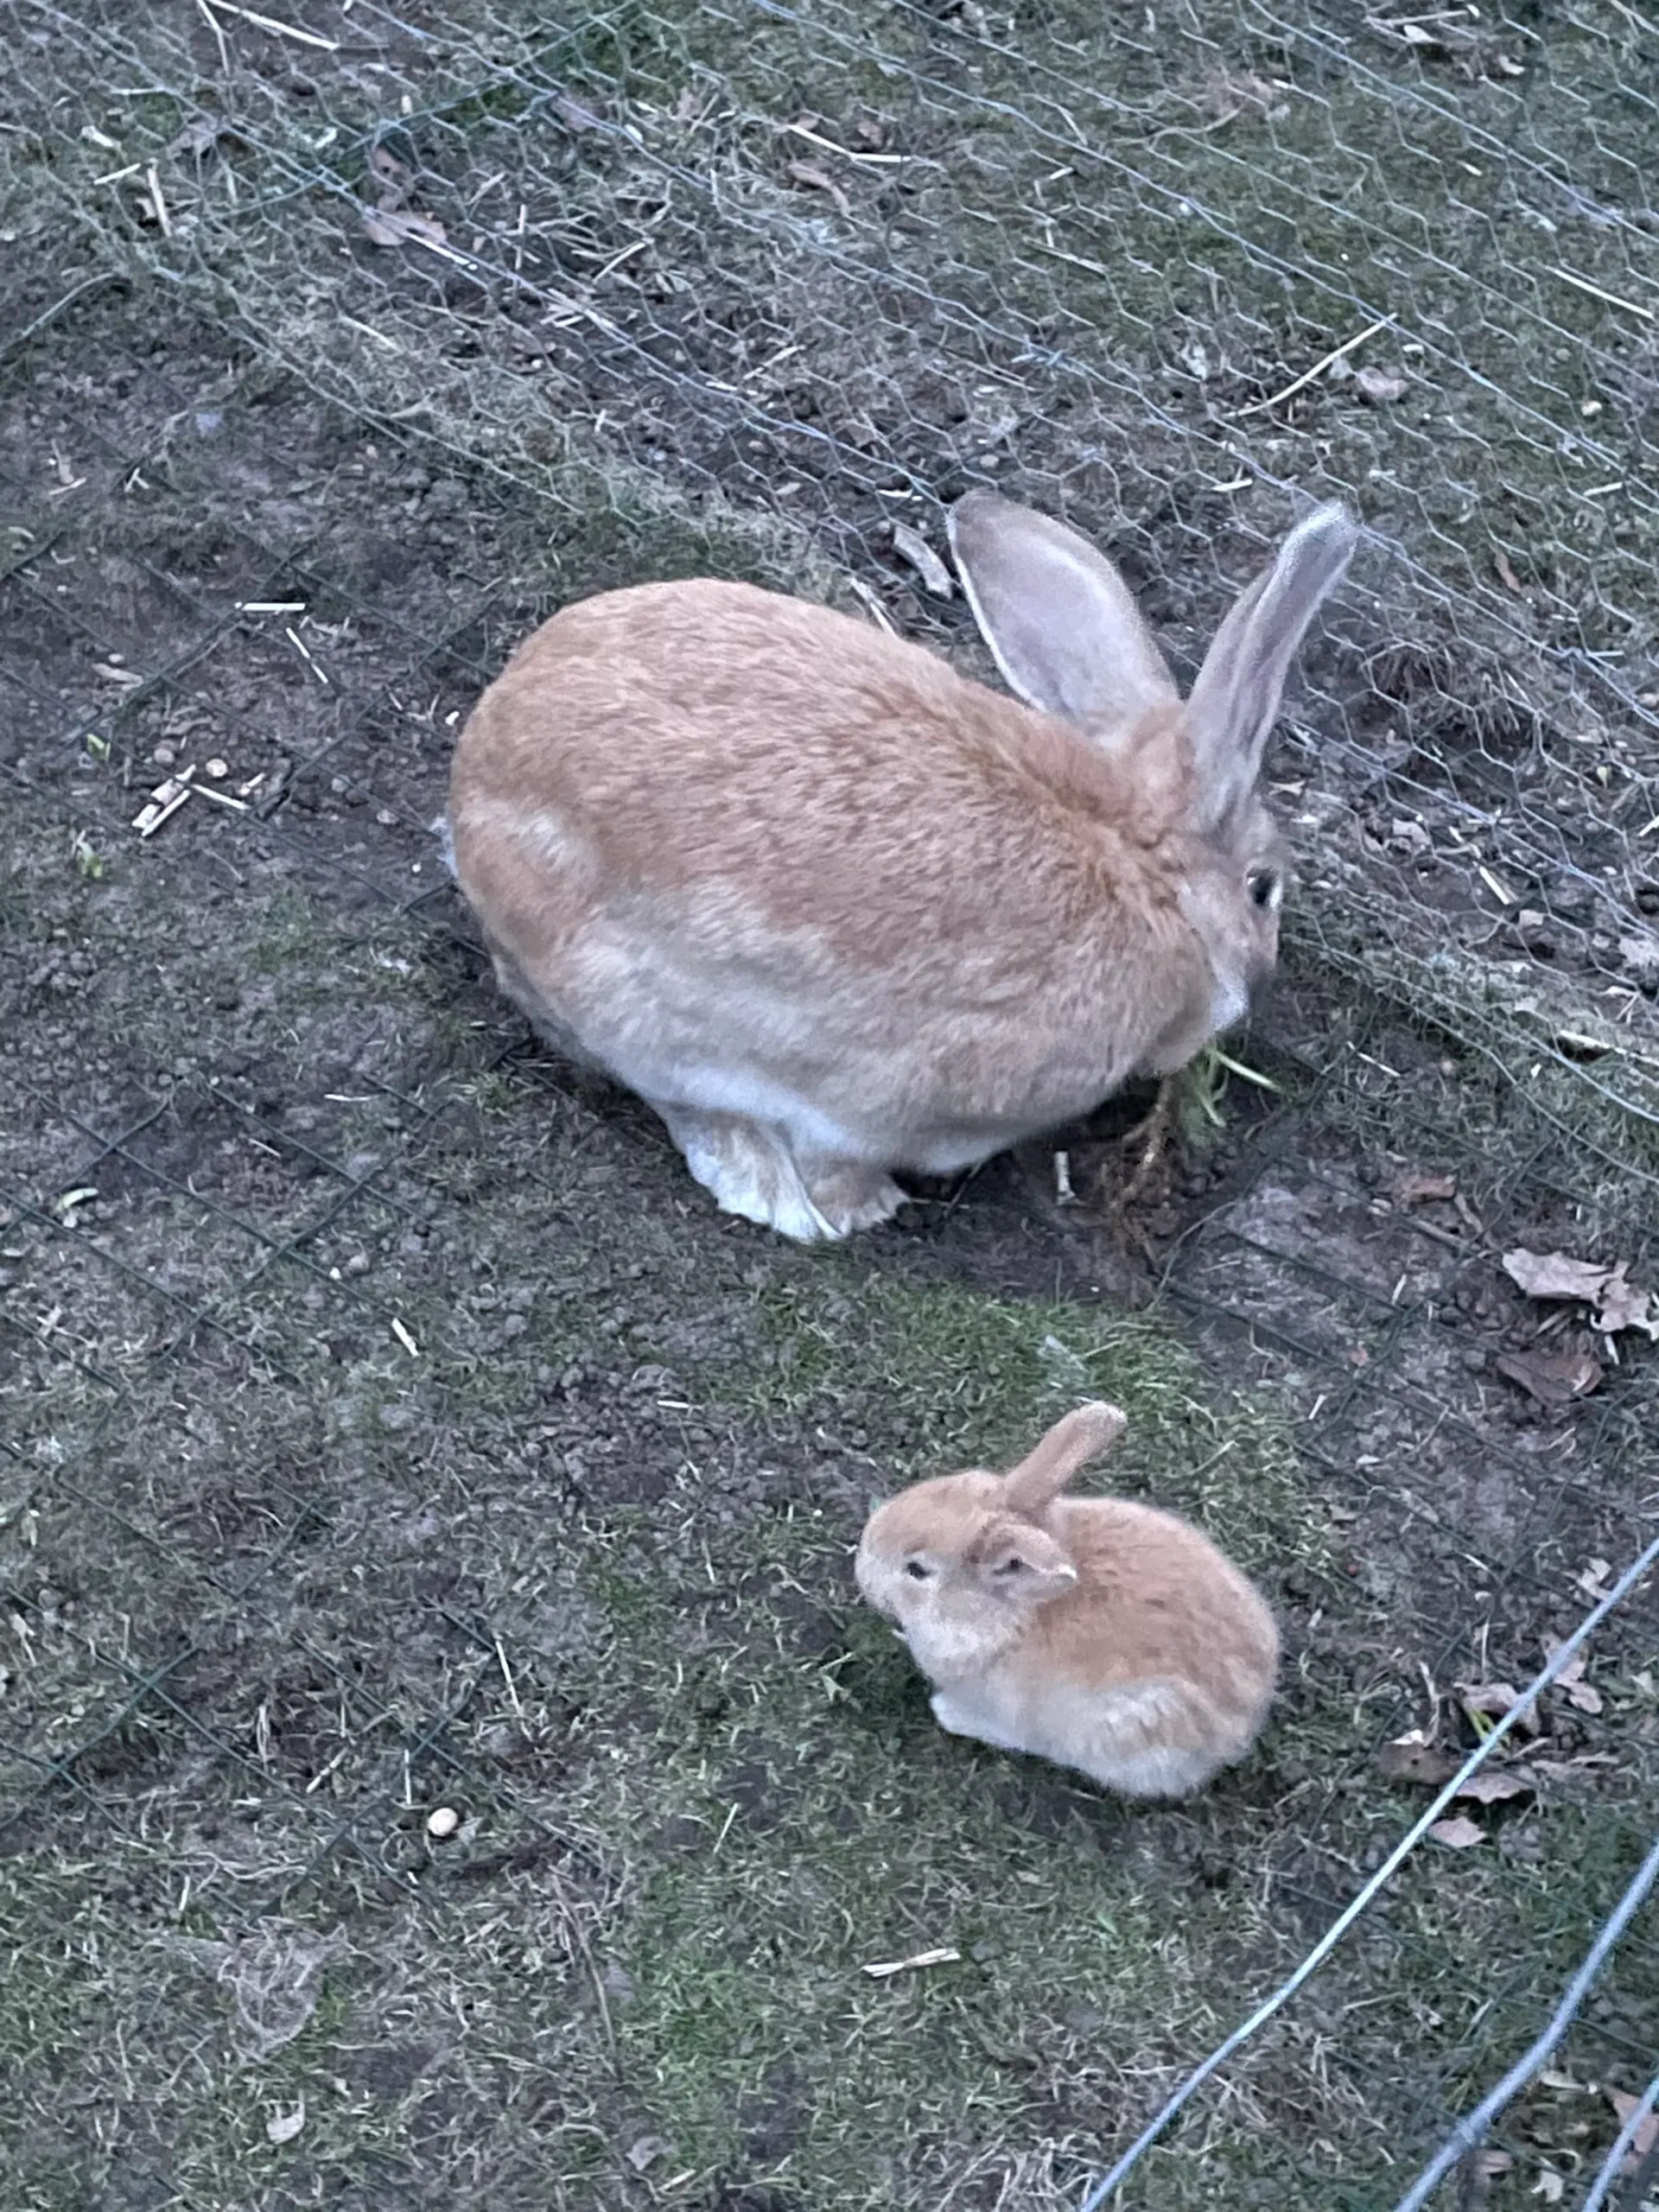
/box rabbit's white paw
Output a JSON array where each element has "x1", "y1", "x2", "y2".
[
  {"x1": 801, "y1": 1160, "x2": 908, "y2": 1239},
  {"x1": 657, "y1": 1106, "x2": 902, "y2": 1242}
]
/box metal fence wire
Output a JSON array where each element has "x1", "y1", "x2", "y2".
[{"x1": 2, "y1": 0, "x2": 1658, "y2": 2206}]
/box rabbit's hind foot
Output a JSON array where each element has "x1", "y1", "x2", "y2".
[{"x1": 655, "y1": 1104, "x2": 906, "y2": 1243}]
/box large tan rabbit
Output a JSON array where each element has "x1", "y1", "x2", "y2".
[
  {"x1": 855, "y1": 1403, "x2": 1279, "y2": 1797},
  {"x1": 447, "y1": 493, "x2": 1356, "y2": 1240}
]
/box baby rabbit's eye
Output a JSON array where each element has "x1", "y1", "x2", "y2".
[
  {"x1": 904, "y1": 1560, "x2": 931, "y2": 1580},
  {"x1": 992, "y1": 1557, "x2": 1026, "y2": 1576},
  {"x1": 1247, "y1": 868, "x2": 1281, "y2": 912}
]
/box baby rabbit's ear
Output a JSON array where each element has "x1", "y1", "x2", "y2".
[
  {"x1": 948, "y1": 492, "x2": 1179, "y2": 736},
  {"x1": 1185, "y1": 501, "x2": 1357, "y2": 836},
  {"x1": 971, "y1": 1518, "x2": 1077, "y2": 1599},
  {"x1": 1001, "y1": 1402, "x2": 1128, "y2": 1515}
]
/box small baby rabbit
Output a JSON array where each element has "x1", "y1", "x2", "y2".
[
  {"x1": 855, "y1": 1402, "x2": 1278, "y2": 1798},
  {"x1": 448, "y1": 492, "x2": 1355, "y2": 1241}
]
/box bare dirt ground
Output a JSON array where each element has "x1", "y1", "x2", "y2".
[{"x1": 3, "y1": 4, "x2": 1658, "y2": 2209}]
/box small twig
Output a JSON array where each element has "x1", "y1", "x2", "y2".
[
  {"x1": 1548, "y1": 266, "x2": 1656, "y2": 322},
  {"x1": 201, "y1": 0, "x2": 340, "y2": 49},
  {"x1": 781, "y1": 119, "x2": 906, "y2": 165},
  {"x1": 1233, "y1": 318, "x2": 1391, "y2": 417}
]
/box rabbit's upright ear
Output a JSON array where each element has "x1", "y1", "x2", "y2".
[
  {"x1": 1002, "y1": 1402, "x2": 1128, "y2": 1516},
  {"x1": 948, "y1": 493, "x2": 1179, "y2": 735},
  {"x1": 1185, "y1": 502, "x2": 1357, "y2": 836}
]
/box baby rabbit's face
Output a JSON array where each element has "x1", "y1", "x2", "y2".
[{"x1": 855, "y1": 1476, "x2": 1077, "y2": 1675}]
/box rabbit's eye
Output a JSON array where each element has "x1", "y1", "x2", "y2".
[
  {"x1": 993, "y1": 1557, "x2": 1027, "y2": 1576},
  {"x1": 904, "y1": 1560, "x2": 931, "y2": 1580},
  {"x1": 1248, "y1": 868, "x2": 1281, "y2": 912}
]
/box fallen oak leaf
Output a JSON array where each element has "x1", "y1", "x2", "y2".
[
  {"x1": 1428, "y1": 1815, "x2": 1485, "y2": 1847},
  {"x1": 1495, "y1": 1349, "x2": 1602, "y2": 1407},
  {"x1": 1542, "y1": 1636, "x2": 1604, "y2": 1714},
  {"x1": 1608, "y1": 2089, "x2": 1659, "y2": 2170},
  {"x1": 1456, "y1": 1766, "x2": 1536, "y2": 1804},
  {"x1": 1503, "y1": 1248, "x2": 1615, "y2": 1303},
  {"x1": 1592, "y1": 1267, "x2": 1659, "y2": 1340},
  {"x1": 1457, "y1": 1681, "x2": 1544, "y2": 1735},
  {"x1": 1355, "y1": 365, "x2": 1409, "y2": 404},
  {"x1": 1575, "y1": 1557, "x2": 1614, "y2": 1602},
  {"x1": 362, "y1": 207, "x2": 448, "y2": 249}
]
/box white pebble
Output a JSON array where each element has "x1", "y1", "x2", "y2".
[{"x1": 426, "y1": 1805, "x2": 460, "y2": 1840}]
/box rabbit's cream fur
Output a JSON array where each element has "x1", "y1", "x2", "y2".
[
  {"x1": 448, "y1": 493, "x2": 1355, "y2": 1240},
  {"x1": 855, "y1": 1404, "x2": 1279, "y2": 1798}
]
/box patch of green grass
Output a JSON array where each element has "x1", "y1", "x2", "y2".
[{"x1": 728, "y1": 1271, "x2": 1314, "y2": 1573}]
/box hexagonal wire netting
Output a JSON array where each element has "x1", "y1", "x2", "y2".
[{"x1": 2, "y1": 0, "x2": 1657, "y2": 2204}]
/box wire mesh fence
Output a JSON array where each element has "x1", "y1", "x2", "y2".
[{"x1": 2, "y1": 0, "x2": 1657, "y2": 2206}]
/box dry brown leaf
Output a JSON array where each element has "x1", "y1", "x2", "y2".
[
  {"x1": 1395, "y1": 1171, "x2": 1457, "y2": 1206},
  {"x1": 1456, "y1": 1767, "x2": 1535, "y2": 1804},
  {"x1": 1575, "y1": 1557, "x2": 1615, "y2": 1601},
  {"x1": 1495, "y1": 1349, "x2": 1603, "y2": 1407},
  {"x1": 1592, "y1": 1266, "x2": 1659, "y2": 1339},
  {"x1": 362, "y1": 207, "x2": 448, "y2": 249},
  {"x1": 1356, "y1": 365, "x2": 1408, "y2": 404},
  {"x1": 1457, "y1": 1681, "x2": 1543, "y2": 1734},
  {"x1": 1502, "y1": 1248, "x2": 1614, "y2": 1302},
  {"x1": 890, "y1": 520, "x2": 954, "y2": 599},
  {"x1": 1477, "y1": 2151, "x2": 1515, "y2": 2178},
  {"x1": 1542, "y1": 1638, "x2": 1604, "y2": 1714},
  {"x1": 1429, "y1": 1815, "x2": 1485, "y2": 1847},
  {"x1": 786, "y1": 159, "x2": 851, "y2": 217},
  {"x1": 1376, "y1": 1732, "x2": 1460, "y2": 1786},
  {"x1": 1608, "y1": 2089, "x2": 1659, "y2": 2169},
  {"x1": 1532, "y1": 1754, "x2": 1617, "y2": 1779},
  {"x1": 1532, "y1": 2167, "x2": 1565, "y2": 2203},
  {"x1": 1495, "y1": 549, "x2": 1529, "y2": 596}
]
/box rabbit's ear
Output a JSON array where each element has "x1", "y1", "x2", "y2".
[
  {"x1": 1185, "y1": 502, "x2": 1357, "y2": 835},
  {"x1": 1002, "y1": 1402, "x2": 1127, "y2": 1516},
  {"x1": 969, "y1": 1517, "x2": 1077, "y2": 1599},
  {"x1": 948, "y1": 492, "x2": 1179, "y2": 733}
]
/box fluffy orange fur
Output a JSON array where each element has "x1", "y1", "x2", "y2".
[
  {"x1": 855, "y1": 1404, "x2": 1280, "y2": 1798},
  {"x1": 447, "y1": 492, "x2": 1354, "y2": 1239}
]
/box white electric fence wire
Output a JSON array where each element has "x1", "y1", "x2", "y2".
[
  {"x1": 1389, "y1": 1835, "x2": 1659, "y2": 2212},
  {"x1": 1073, "y1": 1532, "x2": 1659, "y2": 2212},
  {"x1": 1581, "y1": 2073, "x2": 1659, "y2": 2212}
]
